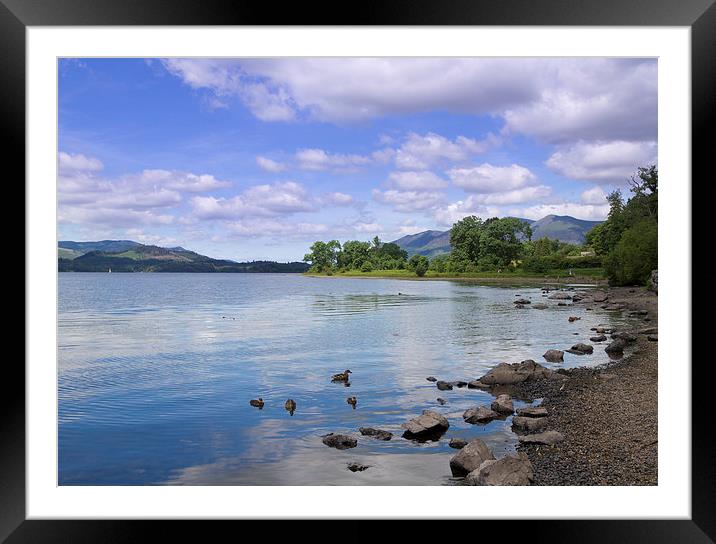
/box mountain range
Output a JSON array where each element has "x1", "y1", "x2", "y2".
[
  {"x1": 58, "y1": 241, "x2": 309, "y2": 273},
  {"x1": 391, "y1": 215, "x2": 602, "y2": 257}
]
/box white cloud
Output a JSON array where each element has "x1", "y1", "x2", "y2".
[
  {"x1": 469, "y1": 185, "x2": 552, "y2": 205},
  {"x1": 226, "y1": 219, "x2": 329, "y2": 238},
  {"x1": 581, "y1": 186, "x2": 608, "y2": 205},
  {"x1": 124, "y1": 169, "x2": 231, "y2": 192},
  {"x1": 394, "y1": 132, "x2": 494, "y2": 170},
  {"x1": 321, "y1": 192, "x2": 355, "y2": 206},
  {"x1": 447, "y1": 163, "x2": 537, "y2": 193},
  {"x1": 58, "y1": 152, "x2": 103, "y2": 174},
  {"x1": 256, "y1": 156, "x2": 287, "y2": 173},
  {"x1": 295, "y1": 148, "x2": 372, "y2": 172},
  {"x1": 516, "y1": 202, "x2": 610, "y2": 221},
  {"x1": 546, "y1": 140, "x2": 657, "y2": 183},
  {"x1": 386, "y1": 171, "x2": 447, "y2": 191},
  {"x1": 433, "y1": 198, "x2": 501, "y2": 227},
  {"x1": 372, "y1": 188, "x2": 445, "y2": 213}
]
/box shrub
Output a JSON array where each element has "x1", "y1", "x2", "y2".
[{"x1": 604, "y1": 218, "x2": 657, "y2": 286}]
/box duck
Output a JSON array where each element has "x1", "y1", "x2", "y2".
[
  {"x1": 249, "y1": 398, "x2": 264, "y2": 409},
  {"x1": 285, "y1": 399, "x2": 296, "y2": 415},
  {"x1": 331, "y1": 369, "x2": 352, "y2": 382},
  {"x1": 347, "y1": 396, "x2": 357, "y2": 409}
]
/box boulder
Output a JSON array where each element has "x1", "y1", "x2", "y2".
[
  {"x1": 322, "y1": 433, "x2": 358, "y2": 450},
  {"x1": 605, "y1": 338, "x2": 627, "y2": 354},
  {"x1": 518, "y1": 430, "x2": 565, "y2": 446},
  {"x1": 463, "y1": 406, "x2": 499, "y2": 424},
  {"x1": 611, "y1": 331, "x2": 637, "y2": 342},
  {"x1": 449, "y1": 438, "x2": 496, "y2": 476},
  {"x1": 449, "y1": 438, "x2": 468, "y2": 449},
  {"x1": 592, "y1": 291, "x2": 608, "y2": 302},
  {"x1": 490, "y1": 394, "x2": 514, "y2": 415},
  {"x1": 516, "y1": 406, "x2": 548, "y2": 418},
  {"x1": 548, "y1": 292, "x2": 572, "y2": 300},
  {"x1": 401, "y1": 410, "x2": 450, "y2": 440},
  {"x1": 590, "y1": 335, "x2": 607, "y2": 342},
  {"x1": 567, "y1": 343, "x2": 594, "y2": 355},
  {"x1": 543, "y1": 349, "x2": 564, "y2": 363},
  {"x1": 347, "y1": 462, "x2": 370, "y2": 472},
  {"x1": 478, "y1": 359, "x2": 555, "y2": 385},
  {"x1": 359, "y1": 427, "x2": 393, "y2": 441},
  {"x1": 464, "y1": 453, "x2": 534, "y2": 486},
  {"x1": 512, "y1": 415, "x2": 548, "y2": 434},
  {"x1": 436, "y1": 380, "x2": 453, "y2": 391}
]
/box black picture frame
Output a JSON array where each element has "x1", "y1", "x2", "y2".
[{"x1": 5, "y1": 0, "x2": 710, "y2": 540}]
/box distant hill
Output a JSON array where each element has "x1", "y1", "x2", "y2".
[
  {"x1": 58, "y1": 241, "x2": 309, "y2": 273},
  {"x1": 392, "y1": 215, "x2": 603, "y2": 257}
]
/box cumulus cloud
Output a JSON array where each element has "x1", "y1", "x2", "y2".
[
  {"x1": 545, "y1": 140, "x2": 657, "y2": 183},
  {"x1": 514, "y1": 202, "x2": 610, "y2": 221},
  {"x1": 581, "y1": 186, "x2": 608, "y2": 205},
  {"x1": 372, "y1": 188, "x2": 445, "y2": 213},
  {"x1": 447, "y1": 163, "x2": 537, "y2": 193},
  {"x1": 58, "y1": 151, "x2": 103, "y2": 174},
  {"x1": 320, "y1": 192, "x2": 356, "y2": 206},
  {"x1": 256, "y1": 156, "x2": 287, "y2": 173},
  {"x1": 433, "y1": 198, "x2": 501, "y2": 227},
  {"x1": 394, "y1": 132, "x2": 495, "y2": 170},
  {"x1": 386, "y1": 170, "x2": 447, "y2": 191},
  {"x1": 226, "y1": 219, "x2": 329, "y2": 238},
  {"x1": 295, "y1": 148, "x2": 372, "y2": 172}
]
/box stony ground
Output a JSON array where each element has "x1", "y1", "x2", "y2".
[{"x1": 517, "y1": 286, "x2": 658, "y2": 486}]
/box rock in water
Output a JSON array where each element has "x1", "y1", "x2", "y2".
[
  {"x1": 359, "y1": 427, "x2": 393, "y2": 441},
  {"x1": 548, "y1": 292, "x2": 572, "y2": 300},
  {"x1": 543, "y1": 349, "x2": 565, "y2": 363},
  {"x1": 512, "y1": 416, "x2": 548, "y2": 434},
  {"x1": 592, "y1": 290, "x2": 608, "y2": 302},
  {"x1": 567, "y1": 343, "x2": 594, "y2": 355},
  {"x1": 465, "y1": 453, "x2": 534, "y2": 486},
  {"x1": 321, "y1": 433, "x2": 358, "y2": 450},
  {"x1": 463, "y1": 406, "x2": 499, "y2": 424},
  {"x1": 568, "y1": 316, "x2": 581, "y2": 322},
  {"x1": 516, "y1": 406, "x2": 548, "y2": 418},
  {"x1": 514, "y1": 298, "x2": 531, "y2": 305},
  {"x1": 491, "y1": 394, "x2": 514, "y2": 415},
  {"x1": 518, "y1": 430, "x2": 565, "y2": 446},
  {"x1": 449, "y1": 438, "x2": 496, "y2": 476},
  {"x1": 436, "y1": 398, "x2": 447, "y2": 405},
  {"x1": 478, "y1": 359, "x2": 555, "y2": 386},
  {"x1": 590, "y1": 335, "x2": 607, "y2": 342},
  {"x1": 436, "y1": 380, "x2": 453, "y2": 391},
  {"x1": 605, "y1": 338, "x2": 627, "y2": 354},
  {"x1": 347, "y1": 462, "x2": 370, "y2": 472},
  {"x1": 449, "y1": 438, "x2": 468, "y2": 449},
  {"x1": 426, "y1": 376, "x2": 437, "y2": 382},
  {"x1": 401, "y1": 410, "x2": 449, "y2": 441},
  {"x1": 532, "y1": 303, "x2": 549, "y2": 310}
]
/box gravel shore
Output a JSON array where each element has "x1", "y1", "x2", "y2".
[{"x1": 517, "y1": 286, "x2": 658, "y2": 485}]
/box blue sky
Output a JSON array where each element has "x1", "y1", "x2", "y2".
[{"x1": 58, "y1": 58, "x2": 657, "y2": 261}]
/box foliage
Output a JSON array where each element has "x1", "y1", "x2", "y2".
[
  {"x1": 303, "y1": 240, "x2": 341, "y2": 272},
  {"x1": 408, "y1": 254, "x2": 429, "y2": 276},
  {"x1": 604, "y1": 218, "x2": 658, "y2": 286}
]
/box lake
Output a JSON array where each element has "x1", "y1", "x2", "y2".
[{"x1": 58, "y1": 273, "x2": 630, "y2": 485}]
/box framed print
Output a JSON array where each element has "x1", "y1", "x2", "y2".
[{"x1": 6, "y1": 0, "x2": 712, "y2": 540}]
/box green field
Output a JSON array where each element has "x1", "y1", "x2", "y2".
[{"x1": 306, "y1": 267, "x2": 606, "y2": 283}]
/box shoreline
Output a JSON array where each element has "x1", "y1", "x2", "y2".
[
  {"x1": 304, "y1": 272, "x2": 607, "y2": 286},
  {"x1": 514, "y1": 286, "x2": 658, "y2": 485}
]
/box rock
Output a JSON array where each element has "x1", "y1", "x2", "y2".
[
  {"x1": 402, "y1": 410, "x2": 450, "y2": 440},
  {"x1": 567, "y1": 343, "x2": 594, "y2": 355},
  {"x1": 464, "y1": 453, "x2": 534, "y2": 486},
  {"x1": 514, "y1": 298, "x2": 531, "y2": 305},
  {"x1": 532, "y1": 303, "x2": 549, "y2": 310},
  {"x1": 611, "y1": 331, "x2": 637, "y2": 342},
  {"x1": 463, "y1": 406, "x2": 499, "y2": 424},
  {"x1": 516, "y1": 406, "x2": 548, "y2": 418},
  {"x1": 451, "y1": 381, "x2": 468, "y2": 388},
  {"x1": 449, "y1": 438, "x2": 468, "y2": 449},
  {"x1": 590, "y1": 335, "x2": 607, "y2": 342},
  {"x1": 436, "y1": 380, "x2": 453, "y2": 391},
  {"x1": 548, "y1": 292, "x2": 572, "y2": 300},
  {"x1": 449, "y1": 438, "x2": 495, "y2": 476},
  {"x1": 592, "y1": 291, "x2": 608, "y2": 302},
  {"x1": 478, "y1": 359, "x2": 555, "y2": 385},
  {"x1": 518, "y1": 430, "x2": 565, "y2": 446},
  {"x1": 512, "y1": 415, "x2": 548, "y2": 434},
  {"x1": 605, "y1": 338, "x2": 627, "y2": 354},
  {"x1": 647, "y1": 335, "x2": 658, "y2": 342},
  {"x1": 639, "y1": 327, "x2": 658, "y2": 335},
  {"x1": 568, "y1": 316, "x2": 581, "y2": 322},
  {"x1": 359, "y1": 427, "x2": 393, "y2": 441},
  {"x1": 490, "y1": 394, "x2": 514, "y2": 415},
  {"x1": 467, "y1": 380, "x2": 490, "y2": 389},
  {"x1": 426, "y1": 376, "x2": 437, "y2": 382},
  {"x1": 557, "y1": 302, "x2": 568, "y2": 306},
  {"x1": 347, "y1": 462, "x2": 370, "y2": 472},
  {"x1": 322, "y1": 433, "x2": 357, "y2": 449},
  {"x1": 543, "y1": 349, "x2": 564, "y2": 363},
  {"x1": 436, "y1": 398, "x2": 447, "y2": 405},
  {"x1": 650, "y1": 270, "x2": 658, "y2": 293}
]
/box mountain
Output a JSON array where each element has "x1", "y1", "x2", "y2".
[
  {"x1": 392, "y1": 215, "x2": 602, "y2": 257},
  {"x1": 58, "y1": 241, "x2": 309, "y2": 273}
]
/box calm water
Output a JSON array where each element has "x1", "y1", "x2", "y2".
[{"x1": 58, "y1": 273, "x2": 631, "y2": 485}]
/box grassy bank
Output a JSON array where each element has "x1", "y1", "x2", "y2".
[{"x1": 305, "y1": 267, "x2": 606, "y2": 284}]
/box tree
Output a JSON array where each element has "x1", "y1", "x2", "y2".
[
  {"x1": 408, "y1": 254, "x2": 429, "y2": 277},
  {"x1": 604, "y1": 218, "x2": 657, "y2": 285},
  {"x1": 303, "y1": 240, "x2": 341, "y2": 272},
  {"x1": 450, "y1": 216, "x2": 484, "y2": 263}
]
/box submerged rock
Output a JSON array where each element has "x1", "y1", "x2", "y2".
[
  {"x1": 465, "y1": 453, "x2": 534, "y2": 486},
  {"x1": 532, "y1": 303, "x2": 549, "y2": 310},
  {"x1": 491, "y1": 394, "x2": 514, "y2": 415},
  {"x1": 436, "y1": 398, "x2": 447, "y2": 405},
  {"x1": 518, "y1": 430, "x2": 564, "y2": 446},
  {"x1": 463, "y1": 406, "x2": 499, "y2": 424},
  {"x1": 359, "y1": 427, "x2": 393, "y2": 441},
  {"x1": 402, "y1": 410, "x2": 449, "y2": 441},
  {"x1": 543, "y1": 349, "x2": 564, "y2": 363},
  {"x1": 449, "y1": 438, "x2": 495, "y2": 477},
  {"x1": 322, "y1": 433, "x2": 357, "y2": 450}
]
